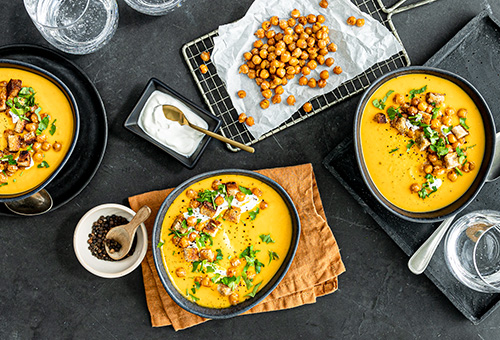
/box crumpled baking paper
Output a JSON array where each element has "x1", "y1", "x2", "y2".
[{"x1": 212, "y1": 0, "x2": 404, "y2": 139}]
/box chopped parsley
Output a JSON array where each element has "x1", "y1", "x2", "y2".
[
  {"x1": 238, "y1": 186, "x2": 253, "y2": 195},
  {"x1": 0, "y1": 183, "x2": 7, "y2": 188},
  {"x1": 259, "y1": 234, "x2": 275, "y2": 244},
  {"x1": 227, "y1": 195, "x2": 234, "y2": 208},
  {"x1": 188, "y1": 293, "x2": 200, "y2": 302},
  {"x1": 459, "y1": 117, "x2": 469, "y2": 130},
  {"x1": 215, "y1": 248, "x2": 223, "y2": 263},
  {"x1": 418, "y1": 174, "x2": 439, "y2": 199},
  {"x1": 49, "y1": 119, "x2": 57, "y2": 135},
  {"x1": 217, "y1": 275, "x2": 241, "y2": 290},
  {"x1": 372, "y1": 90, "x2": 394, "y2": 110},
  {"x1": 409, "y1": 85, "x2": 427, "y2": 99},
  {"x1": 240, "y1": 245, "x2": 265, "y2": 274},
  {"x1": 406, "y1": 140, "x2": 415, "y2": 152},
  {"x1": 431, "y1": 107, "x2": 440, "y2": 119},
  {"x1": 389, "y1": 148, "x2": 399, "y2": 154},
  {"x1": 0, "y1": 155, "x2": 17, "y2": 165},
  {"x1": 386, "y1": 106, "x2": 400, "y2": 120},
  {"x1": 187, "y1": 207, "x2": 193, "y2": 215},
  {"x1": 37, "y1": 160, "x2": 50, "y2": 168},
  {"x1": 36, "y1": 116, "x2": 50, "y2": 136},
  {"x1": 248, "y1": 208, "x2": 260, "y2": 221},
  {"x1": 455, "y1": 168, "x2": 463, "y2": 176},
  {"x1": 457, "y1": 146, "x2": 467, "y2": 164},
  {"x1": 156, "y1": 241, "x2": 164, "y2": 248},
  {"x1": 245, "y1": 281, "x2": 262, "y2": 298},
  {"x1": 241, "y1": 272, "x2": 253, "y2": 289},
  {"x1": 196, "y1": 189, "x2": 218, "y2": 207},
  {"x1": 268, "y1": 250, "x2": 279, "y2": 265},
  {"x1": 195, "y1": 232, "x2": 213, "y2": 249}
]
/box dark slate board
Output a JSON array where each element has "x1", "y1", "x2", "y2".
[{"x1": 323, "y1": 11, "x2": 500, "y2": 324}]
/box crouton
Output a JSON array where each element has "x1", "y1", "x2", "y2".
[
  {"x1": 17, "y1": 151, "x2": 31, "y2": 167},
  {"x1": 421, "y1": 112, "x2": 432, "y2": 125},
  {"x1": 426, "y1": 92, "x2": 445, "y2": 106},
  {"x1": 225, "y1": 182, "x2": 239, "y2": 196},
  {"x1": 392, "y1": 117, "x2": 408, "y2": 135},
  {"x1": 199, "y1": 201, "x2": 216, "y2": 218},
  {"x1": 374, "y1": 113, "x2": 387, "y2": 124},
  {"x1": 7, "y1": 79, "x2": 22, "y2": 100},
  {"x1": 444, "y1": 152, "x2": 460, "y2": 169},
  {"x1": 0, "y1": 81, "x2": 7, "y2": 111},
  {"x1": 7, "y1": 134, "x2": 20, "y2": 152},
  {"x1": 217, "y1": 284, "x2": 232, "y2": 296},
  {"x1": 14, "y1": 119, "x2": 26, "y2": 133},
  {"x1": 171, "y1": 215, "x2": 187, "y2": 233},
  {"x1": 452, "y1": 125, "x2": 469, "y2": 139},
  {"x1": 203, "y1": 219, "x2": 221, "y2": 237},
  {"x1": 23, "y1": 131, "x2": 36, "y2": 145},
  {"x1": 415, "y1": 132, "x2": 431, "y2": 151},
  {"x1": 199, "y1": 249, "x2": 216, "y2": 262},
  {"x1": 223, "y1": 207, "x2": 241, "y2": 223},
  {"x1": 183, "y1": 247, "x2": 199, "y2": 262}
]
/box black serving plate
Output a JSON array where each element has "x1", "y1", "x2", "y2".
[
  {"x1": 124, "y1": 78, "x2": 221, "y2": 169},
  {"x1": 152, "y1": 169, "x2": 300, "y2": 319},
  {"x1": 0, "y1": 44, "x2": 107, "y2": 216},
  {"x1": 324, "y1": 11, "x2": 500, "y2": 324}
]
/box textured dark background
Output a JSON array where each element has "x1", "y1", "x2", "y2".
[{"x1": 1, "y1": 0, "x2": 500, "y2": 339}]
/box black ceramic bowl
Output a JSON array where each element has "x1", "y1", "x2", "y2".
[
  {"x1": 152, "y1": 169, "x2": 301, "y2": 319},
  {"x1": 124, "y1": 78, "x2": 222, "y2": 169},
  {"x1": 0, "y1": 59, "x2": 79, "y2": 202},
  {"x1": 354, "y1": 66, "x2": 495, "y2": 223}
]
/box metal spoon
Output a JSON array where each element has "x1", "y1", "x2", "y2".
[
  {"x1": 4, "y1": 189, "x2": 53, "y2": 216},
  {"x1": 105, "y1": 205, "x2": 151, "y2": 261},
  {"x1": 408, "y1": 131, "x2": 500, "y2": 274},
  {"x1": 161, "y1": 105, "x2": 255, "y2": 153}
]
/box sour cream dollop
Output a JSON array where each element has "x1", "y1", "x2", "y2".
[{"x1": 138, "y1": 90, "x2": 208, "y2": 157}]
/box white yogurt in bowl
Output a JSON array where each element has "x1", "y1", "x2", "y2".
[{"x1": 138, "y1": 90, "x2": 208, "y2": 157}]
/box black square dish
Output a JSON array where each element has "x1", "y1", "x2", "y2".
[{"x1": 124, "y1": 78, "x2": 221, "y2": 168}]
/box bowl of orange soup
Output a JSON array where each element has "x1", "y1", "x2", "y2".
[
  {"x1": 0, "y1": 59, "x2": 79, "y2": 202},
  {"x1": 152, "y1": 169, "x2": 300, "y2": 318},
  {"x1": 354, "y1": 67, "x2": 495, "y2": 222}
]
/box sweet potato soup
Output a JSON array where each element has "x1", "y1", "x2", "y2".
[
  {"x1": 159, "y1": 174, "x2": 293, "y2": 308},
  {"x1": 0, "y1": 67, "x2": 75, "y2": 197},
  {"x1": 360, "y1": 73, "x2": 485, "y2": 212}
]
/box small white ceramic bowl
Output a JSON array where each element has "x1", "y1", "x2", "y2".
[{"x1": 73, "y1": 203, "x2": 148, "y2": 278}]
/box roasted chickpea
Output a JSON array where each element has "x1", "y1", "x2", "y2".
[
  {"x1": 229, "y1": 292, "x2": 239, "y2": 306},
  {"x1": 298, "y1": 16, "x2": 307, "y2": 25},
  {"x1": 447, "y1": 134, "x2": 457, "y2": 144},
  {"x1": 175, "y1": 267, "x2": 186, "y2": 278},
  {"x1": 246, "y1": 116, "x2": 255, "y2": 126},
  {"x1": 186, "y1": 189, "x2": 197, "y2": 199},
  {"x1": 463, "y1": 161, "x2": 475, "y2": 172},
  {"x1": 270, "y1": 16, "x2": 279, "y2": 26},
  {"x1": 232, "y1": 192, "x2": 245, "y2": 203},
  {"x1": 41, "y1": 141, "x2": 51, "y2": 152},
  {"x1": 433, "y1": 166, "x2": 446, "y2": 177},
  {"x1": 200, "y1": 51, "x2": 210, "y2": 61},
  {"x1": 307, "y1": 78, "x2": 317, "y2": 88},
  {"x1": 243, "y1": 52, "x2": 252, "y2": 61},
  {"x1": 428, "y1": 154, "x2": 438, "y2": 163},
  {"x1": 33, "y1": 152, "x2": 44, "y2": 163},
  {"x1": 430, "y1": 119, "x2": 441, "y2": 130},
  {"x1": 290, "y1": 9, "x2": 300, "y2": 18},
  {"x1": 252, "y1": 188, "x2": 263, "y2": 197},
  {"x1": 457, "y1": 108, "x2": 468, "y2": 118},
  {"x1": 318, "y1": 70, "x2": 329, "y2": 80},
  {"x1": 200, "y1": 64, "x2": 208, "y2": 74},
  {"x1": 318, "y1": 79, "x2": 327, "y2": 88},
  {"x1": 25, "y1": 123, "x2": 36, "y2": 132},
  {"x1": 36, "y1": 134, "x2": 47, "y2": 143},
  {"x1": 30, "y1": 113, "x2": 39, "y2": 123},
  {"x1": 441, "y1": 115, "x2": 452, "y2": 126},
  {"x1": 260, "y1": 99, "x2": 270, "y2": 110},
  {"x1": 424, "y1": 164, "x2": 433, "y2": 174},
  {"x1": 239, "y1": 64, "x2": 249, "y2": 74},
  {"x1": 333, "y1": 66, "x2": 343, "y2": 74},
  {"x1": 275, "y1": 85, "x2": 284, "y2": 95},
  {"x1": 238, "y1": 113, "x2": 247, "y2": 123},
  {"x1": 255, "y1": 28, "x2": 265, "y2": 39},
  {"x1": 279, "y1": 19, "x2": 288, "y2": 30},
  {"x1": 410, "y1": 183, "x2": 421, "y2": 193},
  {"x1": 260, "y1": 80, "x2": 270, "y2": 90},
  {"x1": 356, "y1": 18, "x2": 365, "y2": 27},
  {"x1": 448, "y1": 171, "x2": 458, "y2": 182},
  {"x1": 319, "y1": 0, "x2": 328, "y2": 8},
  {"x1": 247, "y1": 69, "x2": 256, "y2": 79},
  {"x1": 307, "y1": 60, "x2": 317, "y2": 70},
  {"x1": 406, "y1": 106, "x2": 417, "y2": 116},
  {"x1": 287, "y1": 95, "x2": 296, "y2": 106},
  {"x1": 286, "y1": 66, "x2": 296, "y2": 75},
  {"x1": 287, "y1": 18, "x2": 296, "y2": 27},
  {"x1": 393, "y1": 93, "x2": 404, "y2": 105},
  {"x1": 303, "y1": 102, "x2": 313, "y2": 113},
  {"x1": 227, "y1": 267, "x2": 237, "y2": 277},
  {"x1": 258, "y1": 200, "x2": 269, "y2": 210},
  {"x1": 347, "y1": 16, "x2": 356, "y2": 25},
  {"x1": 214, "y1": 196, "x2": 225, "y2": 206},
  {"x1": 236, "y1": 90, "x2": 246, "y2": 99},
  {"x1": 276, "y1": 67, "x2": 285, "y2": 78},
  {"x1": 179, "y1": 237, "x2": 190, "y2": 248},
  {"x1": 417, "y1": 102, "x2": 428, "y2": 112},
  {"x1": 322, "y1": 58, "x2": 334, "y2": 68},
  {"x1": 316, "y1": 55, "x2": 325, "y2": 65},
  {"x1": 411, "y1": 97, "x2": 420, "y2": 107},
  {"x1": 194, "y1": 276, "x2": 203, "y2": 284},
  {"x1": 272, "y1": 94, "x2": 281, "y2": 104},
  {"x1": 307, "y1": 14, "x2": 317, "y2": 24},
  {"x1": 211, "y1": 179, "x2": 222, "y2": 190},
  {"x1": 317, "y1": 14, "x2": 326, "y2": 24},
  {"x1": 230, "y1": 258, "x2": 241, "y2": 267},
  {"x1": 445, "y1": 107, "x2": 455, "y2": 116},
  {"x1": 188, "y1": 231, "x2": 198, "y2": 242},
  {"x1": 52, "y1": 142, "x2": 62, "y2": 152},
  {"x1": 0, "y1": 172, "x2": 7, "y2": 183},
  {"x1": 327, "y1": 42, "x2": 337, "y2": 52},
  {"x1": 261, "y1": 89, "x2": 272, "y2": 99}
]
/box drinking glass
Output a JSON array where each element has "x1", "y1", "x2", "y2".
[
  {"x1": 444, "y1": 210, "x2": 500, "y2": 293},
  {"x1": 123, "y1": 0, "x2": 183, "y2": 16},
  {"x1": 23, "y1": 0, "x2": 119, "y2": 55}
]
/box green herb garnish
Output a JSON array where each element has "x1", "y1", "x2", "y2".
[
  {"x1": 372, "y1": 90, "x2": 394, "y2": 110},
  {"x1": 248, "y1": 208, "x2": 260, "y2": 221},
  {"x1": 459, "y1": 117, "x2": 469, "y2": 130},
  {"x1": 386, "y1": 106, "x2": 400, "y2": 120},
  {"x1": 406, "y1": 140, "x2": 415, "y2": 152},
  {"x1": 259, "y1": 234, "x2": 275, "y2": 244},
  {"x1": 238, "y1": 186, "x2": 253, "y2": 195},
  {"x1": 227, "y1": 195, "x2": 234, "y2": 208},
  {"x1": 409, "y1": 85, "x2": 427, "y2": 99},
  {"x1": 156, "y1": 241, "x2": 164, "y2": 248},
  {"x1": 187, "y1": 207, "x2": 193, "y2": 215},
  {"x1": 215, "y1": 248, "x2": 223, "y2": 263},
  {"x1": 49, "y1": 119, "x2": 57, "y2": 135},
  {"x1": 268, "y1": 250, "x2": 279, "y2": 265},
  {"x1": 0, "y1": 155, "x2": 17, "y2": 165},
  {"x1": 389, "y1": 148, "x2": 399, "y2": 154},
  {"x1": 37, "y1": 160, "x2": 50, "y2": 168},
  {"x1": 245, "y1": 281, "x2": 262, "y2": 298},
  {"x1": 455, "y1": 168, "x2": 463, "y2": 176},
  {"x1": 36, "y1": 116, "x2": 50, "y2": 136},
  {"x1": 0, "y1": 183, "x2": 7, "y2": 188}
]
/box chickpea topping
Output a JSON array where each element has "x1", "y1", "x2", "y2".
[
  {"x1": 463, "y1": 161, "x2": 475, "y2": 172},
  {"x1": 30, "y1": 113, "x2": 39, "y2": 123},
  {"x1": 307, "y1": 14, "x2": 317, "y2": 24},
  {"x1": 319, "y1": 0, "x2": 328, "y2": 8},
  {"x1": 410, "y1": 183, "x2": 421, "y2": 193},
  {"x1": 260, "y1": 201, "x2": 269, "y2": 210},
  {"x1": 252, "y1": 188, "x2": 263, "y2": 197},
  {"x1": 303, "y1": 102, "x2": 313, "y2": 113},
  {"x1": 238, "y1": 113, "x2": 247, "y2": 123},
  {"x1": 53, "y1": 142, "x2": 62, "y2": 152},
  {"x1": 194, "y1": 276, "x2": 203, "y2": 283},
  {"x1": 333, "y1": 66, "x2": 343, "y2": 74},
  {"x1": 175, "y1": 267, "x2": 186, "y2": 278},
  {"x1": 36, "y1": 134, "x2": 47, "y2": 143},
  {"x1": 356, "y1": 18, "x2": 365, "y2": 27},
  {"x1": 229, "y1": 292, "x2": 239, "y2": 306},
  {"x1": 320, "y1": 70, "x2": 329, "y2": 80},
  {"x1": 200, "y1": 51, "x2": 210, "y2": 62},
  {"x1": 237, "y1": 90, "x2": 246, "y2": 99},
  {"x1": 424, "y1": 164, "x2": 433, "y2": 174},
  {"x1": 188, "y1": 231, "x2": 198, "y2": 242},
  {"x1": 347, "y1": 16, "x2": 356, "y2": 25},
  {"x1": 246, "y1": 270, "x2": 256, "y2": 281},
  {"x1": 202, "y1": 276, "x2": 212, "y2": 287},
  {"x1": 246, "y1": 116, "x2": 255, "y2": 126},
  {"x1": 457, "y1": 108, "x2": 468, "y2": 118},
  {"x1": 393, "y1": 94, "x2": 404, "y2": 105},
  {"x1": 272, "y1": 94, "x2": 281, "y2": 104},
  {"x1": 236, "y1": 192, "x2": 246, "y2": 202},
  {"x1": 291, "y1": 9, "x2": 300, "y2": 18},
  {"x1": 33, "y1": 152, "x2": 44, "y2": 163},
  {"x1": 299, "y1": 76, "x2": 308, "y2": 86},
  {"x1": 200, "y1": 64, "x2": 208, "y2": 74},
  {"x1": 308, "y1": 78, "x2": 317, "y2": 88},
  {"x1": 448, "y1": 134, "x2": 457, "y2": 144},
  {"x1": 448, "y1": 171, "x2": 458, "y2": 182},
  {"x1": 318, "y1": 79, "x2": 327, "y2": 88},
  {"x1": 260, "y1": 99, "x2": 270, "y2": 110},
  {"x1": 428, "y1": 154, "x2": 438, "y2": 163},
  {"x1": 441, "y1": 115, "x2": 452, "y2": 126},
  {"x1": 212, "y1": 179, "x2": 222, "y2": 190},
  {"x1": 286, "y1": 95, "x2": 296, "y2": 106},
  {"x1": 230, "y1": 258, "x2": 241, "y2": 267},
  {"x1": 179, "y1": 237, "x2": 190, "y2": 248},
  {"x1": 445, "y1": 107, "x2": 455, "y2": 116},
  {"x1": 433, "y1": 166, "x2": 446, "y2": 177},
  {"x1": 186, "y1": 189, "x2": 197, "y2": 199},
  {"x1": 270, "y1": 16, "x2": 279, "y2": 26},
  {"x1": 227, "y1": 267, "x2": 237, "y2": 277},
  {"x1": 214, "y1": 196, "x2": 225, "y2": 206},
  {"x1": 25, "y1": 123, "x2": 37, "y2": 132},
  {"x1": 325, "y1": 57, "x2": 334, "y2": 67}
]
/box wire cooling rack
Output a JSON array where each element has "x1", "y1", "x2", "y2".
[{"x1": 182, "y1": 0, "x2": 438, "y2": 151}]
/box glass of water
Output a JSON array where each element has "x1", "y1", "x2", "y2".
[
  {"x1": 23, "y1": 0, "x2": 119, "y2": 55},
  {"x1": 123, "y1": 0, "x2": 183, "y2": 16},
  {"x1": 445, "y1": 210, "x2": 500, "y2": 293}
]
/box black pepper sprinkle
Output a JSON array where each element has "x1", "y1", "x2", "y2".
[{"x1": 87, "y1": 214, "x2": 137, "y2": 261}]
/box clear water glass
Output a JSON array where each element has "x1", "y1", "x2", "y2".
[
  {"x1": 444, "y1": 210, "x2": 500, "y2": 293},
  {"x1": 123, "y1": 0, "x2": 183, "y2": 16},
  {"x1": 23, "y1": 0, "x2": 119, "y2": 55}
]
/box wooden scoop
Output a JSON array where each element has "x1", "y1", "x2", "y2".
[
  {"x1": 105, "y1": 205, "x2": 151, "y2": 260},
  {"x1": 161, "y1": 104, "x2": 255, "y2": 153}
]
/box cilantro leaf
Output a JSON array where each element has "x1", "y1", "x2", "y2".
[
  {"x1": 406, "y1": 140, "x2": 415, "y2": 152},
  {"x1": 268, "y1": 250, "x2": 280, "y2": 265},
  {"x1": 238, "y1": 186, "x2": 253, "y2": 195},
  {"x1": 386, "y1": 106, "x2": 400, "y2": 120},
  {"x1": 245, "y1": 281, "x2": 262, "y2": 298},
  {"x1": 227, "y1": 195, "x2": 234, "y2": 208},
  {"x1": 156, "y1": 241, "x2": 164, "y2": 248},
  {"x1": 49, "y1": 119, "x2": 57, "y2": 135},
  {"x1": 459, "y1": 117, "x2": 469, "y2": 130},
  {"x1": 37, "y1": 161, "x2": 50, "y2": 168},
  {"x1": 409, "y1": 85, "x2": 427, "y2": 99},
  {"x1": 36, "y1": 116, "x2": 50, "y2": 135},
  {"x1": 389, "y1": 148, "x2": 399, "y2": 154},
  {"x1": 372, "y1": 90, "x2": 394, "y2": 110},
  {"x1": 187, "y1": 207, "x2": 193, "y2": 215},
  {"x1": 259, "y1": 234, "x2": 275, "y2": 244},
  {"x1": 248, "y1": 208, "x2": 260, "y2": 221}
]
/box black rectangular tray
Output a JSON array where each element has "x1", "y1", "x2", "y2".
[{"x1": 323, "y1": 11, "x2": 500, "y2": 324}]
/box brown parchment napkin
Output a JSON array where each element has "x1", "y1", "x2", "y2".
[{"x1": 128, "y1": 163, "x2": 345, "y2": 330}]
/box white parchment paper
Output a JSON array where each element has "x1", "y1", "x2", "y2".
[{"x1": 212, "y1": 0, "x2": 403, "y2": 139}]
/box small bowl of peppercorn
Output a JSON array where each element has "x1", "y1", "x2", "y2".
[{"x1": 73, "y1": 203, "x2": 148, "y2": 278}]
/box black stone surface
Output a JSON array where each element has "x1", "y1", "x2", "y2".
[{"x1": 2, "y1": 0, "x2": 500, "y2": 339}]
